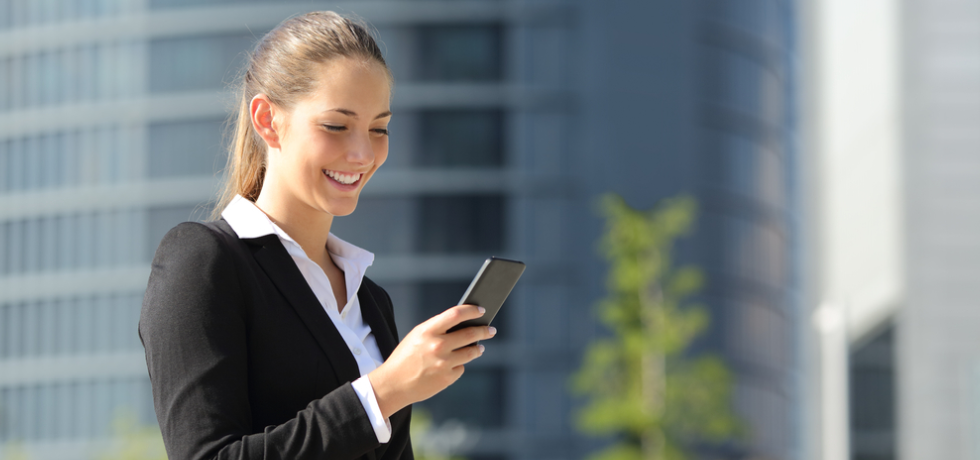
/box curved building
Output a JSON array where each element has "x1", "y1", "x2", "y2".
[
  {"x1": 569, "y1": 0, "x2": 798, "y2": 458},
  {"x1": 697, "y1": 2, "x2": 798, "y2": 457}
]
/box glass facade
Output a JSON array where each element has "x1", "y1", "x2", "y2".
[
  {"x1": 0, "y1": 0, "x2": 141, "y2": 30},
  {"x1": 696, "y1": 0, "x2": 797, "y2": 457},
  {"x1": 147, "y1": 118, "x2": 225, "y2": 178},
  {"x1": 149, "y1": 34, "x2": 254, "y2": 93},
  {"x1": 0, "y1": 211, "x2": 146, "y2": 273},
  {"x1": 1, "y1": 379, "x2": 154, "y2": 442},
  {"x1": 850, "y1": 326, "x2": 896, "y2": 460},
  {"x1": 0, "y1": 127, "x2": 144, "y2": 191},
  {"x1": 417, "y1": 25, "x2": 502, "y2": 82},
  {"x1": 1, "y1": 43, "x2": 145, "y2": 110},
  {"x1": 418, "y1": 110, "x2": 504, "y2": 167}
]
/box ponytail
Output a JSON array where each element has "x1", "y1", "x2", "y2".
[{"x1": 211, "y1": 86, "x2": 266, "y2": 220}]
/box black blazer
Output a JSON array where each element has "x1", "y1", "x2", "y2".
[{"x1": 139, "y1": 219, "x2": 413, "y2": 460}]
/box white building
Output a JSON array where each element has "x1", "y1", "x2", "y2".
[{"x1": 802, "y1": 0, "x2": 980, "y2": 459}]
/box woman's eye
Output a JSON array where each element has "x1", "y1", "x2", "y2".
[
  {"x1": 324, "y1": 125, "x2": 347, "y2": 132},
  {"x1": 372, "y1": 128, "x2": 389, "y2": 136}
]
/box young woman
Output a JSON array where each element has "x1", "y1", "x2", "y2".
[{"x1": 139, "y1": 11, "x2": 495, "y2": 460}]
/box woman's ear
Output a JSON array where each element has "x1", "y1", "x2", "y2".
[{"x1": 250, "y1": 94, "x2": 281, "y2": 149}]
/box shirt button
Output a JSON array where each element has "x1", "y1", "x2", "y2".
[{"x1": 353, "y1": 348, "x2": 362, "y2": 356}]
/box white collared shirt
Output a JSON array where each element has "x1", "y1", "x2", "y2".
[{"x1": 221, "y1": 195, "x2": 392, "y2": 443}]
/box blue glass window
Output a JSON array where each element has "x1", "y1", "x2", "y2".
[
  {"x1": 419, "y1": 25, "x2": 502, "y2": 81},
  {"x1": 150, "y1": 0, "x2": 270, "y2": 8},
  {"x1": 148, "y1": 118, "x2": 226, "y2": 178},
  {"x1": 418, "y1": 110, "x2": 504, "y2": 167},
  {"x1": 417, "y1": 367, "x2": 505, "y2": 428},
  {"x1": 329, "y1": 197, "x2": 416, "y2": 254},
  {"x1": 417, "y1": 195, "x2": 504, "y2": 253},
  {"x1": 0, "y1": 1, "x2": 11, "y2": 30},
  {"x1": 150, "y1": 34, "x2": 255, "y2": 93}
]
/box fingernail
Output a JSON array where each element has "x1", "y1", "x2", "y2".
[
  {"x1": 488, "y1": 326, "x2": 497, "y2": 336},
  {"x1": 478, "y1": 344, "x2": 485, "y2": 354},
  {"x1": 478, "y1": 307, "x2": 486, "y2": 314}
]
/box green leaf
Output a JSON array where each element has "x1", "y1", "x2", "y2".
[{"x1": 571, "y1": 193, "x2": 743, "y2": 459}]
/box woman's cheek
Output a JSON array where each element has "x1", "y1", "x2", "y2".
[{"x1": 374, "y1": 140, "x2": 389, "y2": 167}]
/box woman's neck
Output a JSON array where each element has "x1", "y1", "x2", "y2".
[{"x1": 254, "y1": 190, "x2": 334, "y2": 267}]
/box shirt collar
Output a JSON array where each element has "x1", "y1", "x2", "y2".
[
  {"x1": 220, "y1": 194, "x2": 375, "y2": 272},
  {"x1": 221, "y1": 194, "x2": 280, "y2": 239}
]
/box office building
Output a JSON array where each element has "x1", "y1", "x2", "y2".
[
  {"x1": 0, "y1": 1, "x2": 799, "y2": 459},
  {"x1": 802, "y1": 1, "x2": 980, "y2": 459}
]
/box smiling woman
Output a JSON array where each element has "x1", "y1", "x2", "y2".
[
  {"x1": 250, "y1": 56, "x2": 392, "y2": 225},
  {"x1": 138, "y1": 11, "x2": 496, "y2": 460}
]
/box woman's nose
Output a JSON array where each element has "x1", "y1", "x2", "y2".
[{"x1": 347, "y1": 132, "x2": 374, "y2": 165}]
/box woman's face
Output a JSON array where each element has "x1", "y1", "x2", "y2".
[{"x1": 270, "y1": 57, "x2": 391, "y2": 218}]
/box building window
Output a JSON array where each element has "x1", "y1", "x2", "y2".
[
  {"x1": 417, "y1": 367, "x2": 506, "y2": 429},
  {"x1": 0, "y1": 126, "x2": 141, "y2": 192},
  {"x1": 0, "y1": 378, "x2": 153, "y2": 441},
  {"x1": 703, "y1": 48, "x2": 784, "y2": 128},
  {"x1": 418, "y1": 25, "x2": 502, "y2": 82},
  {"x1": 1, "y1": 44, "x2": 142, "y2": 109},
  {"x1": 417, "y1": 195, "x2": 505, "y2": 253},
  {"x1": 150, "y1": 34, "x2": 255, "y2": 93},
  {"x1": 0, "y1": 57, "x2": 10, "y2": 110},
  {"x1": 149, "y1": 0, "x2": 268, "y2": 9},
  {"x1": 850, "y1": 325, "x2": 896, "y2": 460},
  {"x1": 418, "y1": 110, "x2": 504, "y2": 167},
  {"x1": 148, "y1": 118, "x2": 226, "y2": 178},
  {"x1": 329, "y1": 197, "x2": 417, "y2": 255}
]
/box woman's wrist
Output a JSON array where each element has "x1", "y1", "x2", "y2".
[{"x1": 367, "y1": 366, "x2": 408, "y2": 419}]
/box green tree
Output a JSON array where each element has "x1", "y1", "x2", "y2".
[
  {"x1": 571, "y1": 194, "x2": 742, "y2": 460},
  {"x1": 410, "y1": 409, "x2": 468, "y2": 460}
]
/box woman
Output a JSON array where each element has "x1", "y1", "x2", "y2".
[{"x1": 138, "y1": 11, "x2": 496, "y2": 460}]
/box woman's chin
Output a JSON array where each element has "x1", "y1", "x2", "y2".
[{"x1": 320, "y1": 198, "x2": 358, "y2": 217}]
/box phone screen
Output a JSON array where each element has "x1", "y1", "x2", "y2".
[{"x1": 446, "y1": 257, "x2": 525, "y2": 334}]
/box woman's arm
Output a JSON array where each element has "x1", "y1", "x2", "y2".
[{"x1": 139, "y1": 222, "x2": 379, "y2": 460}]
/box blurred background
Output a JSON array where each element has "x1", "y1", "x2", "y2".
[{"x1": 0, "y1": 0, "x2": 977, "y2": 459}]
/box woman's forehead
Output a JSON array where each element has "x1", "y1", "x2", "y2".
[{"x1": 307, "y1": 57, "x2": 391, "y2": 105}]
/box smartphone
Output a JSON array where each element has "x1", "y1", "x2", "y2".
[{"x1": 446, "y1": 257, "x2": 526, "y2": 341}]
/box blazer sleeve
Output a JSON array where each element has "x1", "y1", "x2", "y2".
[{"x1": 139, "y1": 222, "x2": 380, "y2": 460}]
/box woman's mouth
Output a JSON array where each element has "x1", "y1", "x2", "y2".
[{"x1": 323, "y1": 169, "x2": 362, "y2": 189}]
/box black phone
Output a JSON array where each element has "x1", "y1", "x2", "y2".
[{"x1": 446, "y1": 257, "x2": 526, "y2": 340}]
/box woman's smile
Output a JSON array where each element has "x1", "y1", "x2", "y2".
[{"x1": 323, "y1": 168, "x2": 363, "y2": 190}]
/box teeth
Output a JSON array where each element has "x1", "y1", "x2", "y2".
[{"x1": 325, "y1": 170, "x2": 360, "y2": 185}]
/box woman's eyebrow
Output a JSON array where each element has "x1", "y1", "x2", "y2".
[{"x1": 325, "y1": 108, "x2": 392, "y2": 120}]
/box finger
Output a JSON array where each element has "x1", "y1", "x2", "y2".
[
  {"x1": 446, "y1": 343, "x2": 485, "y2": 369},
  {"x1": 425, "y1": 304, "x2": 485, "y2": 334},
  {"x1": 444, "y1": 325, "x2": 496, "y2": 350},
  {"x1": 447, "y1": 364, "x2": 466, "y2": 384}
]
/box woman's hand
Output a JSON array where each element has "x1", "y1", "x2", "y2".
[{"x1": 367, "y1": 304, "x2": 497, "y2": 418}]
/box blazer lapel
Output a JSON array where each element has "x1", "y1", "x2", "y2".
[
  {"x1": 358, "y1": 284, "x2": 397, "y2": 360},
  {"x1": 357, "y1": 285, "x2": 390, "y2": 460},
  {"x1": 246, "y1": 234, "x2": 361, "y2": 384}
]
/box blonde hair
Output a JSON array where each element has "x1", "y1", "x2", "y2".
[{"x1": 211, "y1": 11, "x2": 390, "y2": 219}]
